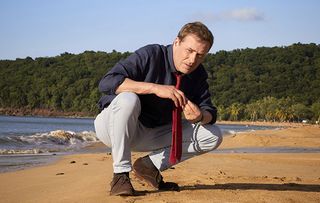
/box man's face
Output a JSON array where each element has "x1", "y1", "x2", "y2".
[{"x1": 172, "y1": 34, "x2": 211, "y2": 74}]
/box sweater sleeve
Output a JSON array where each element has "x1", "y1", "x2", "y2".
[{"x1": 98, "y1": 48, "x2": 148, "y2": 95}]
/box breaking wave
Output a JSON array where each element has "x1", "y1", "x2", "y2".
[{"x1": 0, "y1": 130, "x2": 98, "y2": 155}]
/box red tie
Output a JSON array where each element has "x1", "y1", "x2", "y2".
[{"x1": 169, "y1": 73, "x2": 182, "y2": 165}]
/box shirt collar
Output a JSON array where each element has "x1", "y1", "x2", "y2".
[{"x1": 167, "y1": 44, "x2": 178, "y2": 73}]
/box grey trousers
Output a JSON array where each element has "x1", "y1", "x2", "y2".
[{"x1": 94, "y1": 92, "x2": 223, "y2": 173}]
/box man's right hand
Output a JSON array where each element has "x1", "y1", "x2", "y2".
[
  {"x1": 116, "y1": 78, "x2": 187, "y2": 108},
  {"x1": 116, "y1": 78, "x2": 188, "y2": 108},
  {"x1": 152, "y1": 84, "x2": 187, "y2": 108}
]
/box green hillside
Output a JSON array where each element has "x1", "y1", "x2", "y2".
[{"x1": 0, "y1": 43, "x2": 319, "y2": 122}]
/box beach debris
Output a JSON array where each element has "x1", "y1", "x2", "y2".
[
  {"x1": 70, "y1": 161, "x2": 76, "y2": 164},
  {"x1": 56, "y1": 172, "x2": 65, "y2": 176},
  {"x1": 295, "y1": 177, "x2": 302, "y2": 181},
  {"x1": 218, "y1": 170, "x2": 226, "y2": 175},
  {"x1": 100, "y1": 156, "x2": 109, "y2": 161},
  {"x1": 83, "y1": 163, "x2": 88, "y2": 165},
  {"x1": 273, "y1": 176, "x2": 286, "y2": 181},
  {"x1": 280, "y1": 177, "x2": 286, "y2": 181}
]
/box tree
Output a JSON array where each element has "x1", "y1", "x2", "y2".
[
  {"x1": 311, "y1": 102, "x2": 320, "y2": 124},
  {"x1": 291, "y1": 103, "x2": 312, "y2": 122},
  {"x1": 217, "y1": 105, "x2": 229, "y2": 121},
  {"x1": 245, "y1": 102, "x2": 259, "y2": 121},
  {"x1": 228, "y1": 103, "x2": 244, "y2": 121}
]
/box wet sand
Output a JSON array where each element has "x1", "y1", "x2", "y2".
[{"x1": 0, "y1": 125, "x2": 319, "y2": 203}]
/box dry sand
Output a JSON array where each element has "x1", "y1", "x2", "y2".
[{"x1": 0, "y1": 125, "x2": 319, "y2": 203}]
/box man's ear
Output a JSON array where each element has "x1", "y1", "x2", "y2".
[{"x1": 173, "y1": 37, "x2": 181, "y2": 46}]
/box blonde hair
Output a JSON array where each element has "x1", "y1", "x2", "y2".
[{"x1": 177, "y1": 22, "x2": 214, "y2": 49}]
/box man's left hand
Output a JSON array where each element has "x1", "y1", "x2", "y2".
[{"x1": 182, "y1": 100, "x2": 202, "y2": 123}]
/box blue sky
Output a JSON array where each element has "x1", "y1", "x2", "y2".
[{"x1": 1, "y1": 0, "x2": 319, "y2": 60}]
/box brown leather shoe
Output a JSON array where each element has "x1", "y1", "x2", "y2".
[
  {"x1": 133, "y1": 156, "x2": 179, "y2": 191},
  {"x1": 110, "y1": 173, "x2": 135, "y2": 196}
]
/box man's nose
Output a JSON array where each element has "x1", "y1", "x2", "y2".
[{"x1": 188, "y1": 52, "x2": 197, "y2": 65}]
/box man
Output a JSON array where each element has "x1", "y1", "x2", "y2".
[{"x1": 94, "y1": 21, "x2": 222, "y2": 196}]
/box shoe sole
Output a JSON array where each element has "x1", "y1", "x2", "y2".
[
  {"x1": 110, "y1": 190, "x2": 135, "y2": 196},
  {"x1": 133, "y1": 168, "x2": 158, "y2": 189}
]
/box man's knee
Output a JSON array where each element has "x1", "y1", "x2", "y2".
[
  {"x1": 113, "y1": 92, "x2": 141, "y2": 113},
  {"x1": 197, "y1": 124, "x2": 223, "y2": 152}
]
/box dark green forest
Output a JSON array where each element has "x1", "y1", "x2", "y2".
[{"x1": 0, "y1": 43, "x2": 319, "y2": 123}]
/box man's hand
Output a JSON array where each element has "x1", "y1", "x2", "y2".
[
  {"x1": 116, "y1": 78, "x2": 187, "y2": 108},
  {"x1": 153, "y1": 84, "x2": 187, "y2": 108},
  {"x1": 182, "y1": 100, "x2": 202, "y2": 123}
]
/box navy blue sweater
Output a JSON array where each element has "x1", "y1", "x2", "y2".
[{"x1": 97, "y1": 44, "x2": 217, "y2": 128}]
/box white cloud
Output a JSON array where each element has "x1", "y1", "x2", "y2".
[
  {"x1": 223, "y1": 8, "x2": 264, "y2": 21},
  {"x1": 193, "y1": 8, "x2": 265, "y2": 22}
]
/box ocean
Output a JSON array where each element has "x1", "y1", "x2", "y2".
[{"x1": 0, "y1": 115, "x2": 284, "y2": 172}]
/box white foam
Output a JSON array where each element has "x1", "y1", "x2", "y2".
[
  {"x1": 0, "y1": 148, "x2": 47, "y2": 155},
  {"x1": 0, "y1": 130, "x2": 99, "y2": 155}
]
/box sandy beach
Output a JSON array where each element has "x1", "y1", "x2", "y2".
[{"x1": 0, "y1": 125, "x2": 319, "y2": 203}]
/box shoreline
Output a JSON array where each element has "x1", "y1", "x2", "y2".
[
  {"x1": 0, "y1": 108, "x2": 96, "y2": 119},
  {"x1": 0, "y1": 108, "x2": 320, "y2": 127},
  {"x1": 2, "y1": 142, "x2": 319, "y2": 174},
  {"x1": 0, "y1": 123, "x2": 318, "y2": 174},
  {"x1": 216, "y1": 120, "x2": 315, "y2": 127},
  {"x1": 0, "y1": 142, "x2": 109, "y2": 173},
  {"x1": 1, "y1": 108, "x2": 318, "y2": 127}
]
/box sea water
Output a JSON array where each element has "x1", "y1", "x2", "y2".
[
  {"x1": 0, "y1": 115, "x2": 98, "y2": 155},
  {"x1": 0, "y1": 115, "x2": 282, "y2": 156},
  {"x1": 0, "y1": 115, "x2": 99, "y2": 172},
  {"x1": 0, "y1": 115, "x2": 316, "y2": 172}
]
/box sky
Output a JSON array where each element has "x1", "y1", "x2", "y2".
[{"x1": 0, "y1": 0, "x2": 319, "y2": 60}]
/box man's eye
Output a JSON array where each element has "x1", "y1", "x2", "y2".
[{"x1": 187, "y1": 49, "x2": 192, "y2": 53}]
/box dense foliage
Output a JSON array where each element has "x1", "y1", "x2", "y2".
[
  {"x1": 0, "y1": 43, "x2": 319, "y2": 122},
  {"x1": 204, "y1": 43, "x2": 320, "y2": 123},
  {"x1": 0, "y1": 50, "x2": 130, "y2": 115}
]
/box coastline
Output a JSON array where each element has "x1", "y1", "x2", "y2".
[
  {"x1": 0, "y1": 142, "x2": 109, "y2": 173},
  {"x1": 1, "y1": 108, "x2": 318, "y2": 127},
  {"x1": 216, "y1": 120, "x2": 313, "y2": 127},
  {"x1": 0, "y1": 108, "x2": 96, "y2": 118},
  {"x1": 0, "y1": 125, "x2": 319, "y2": 202}
]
